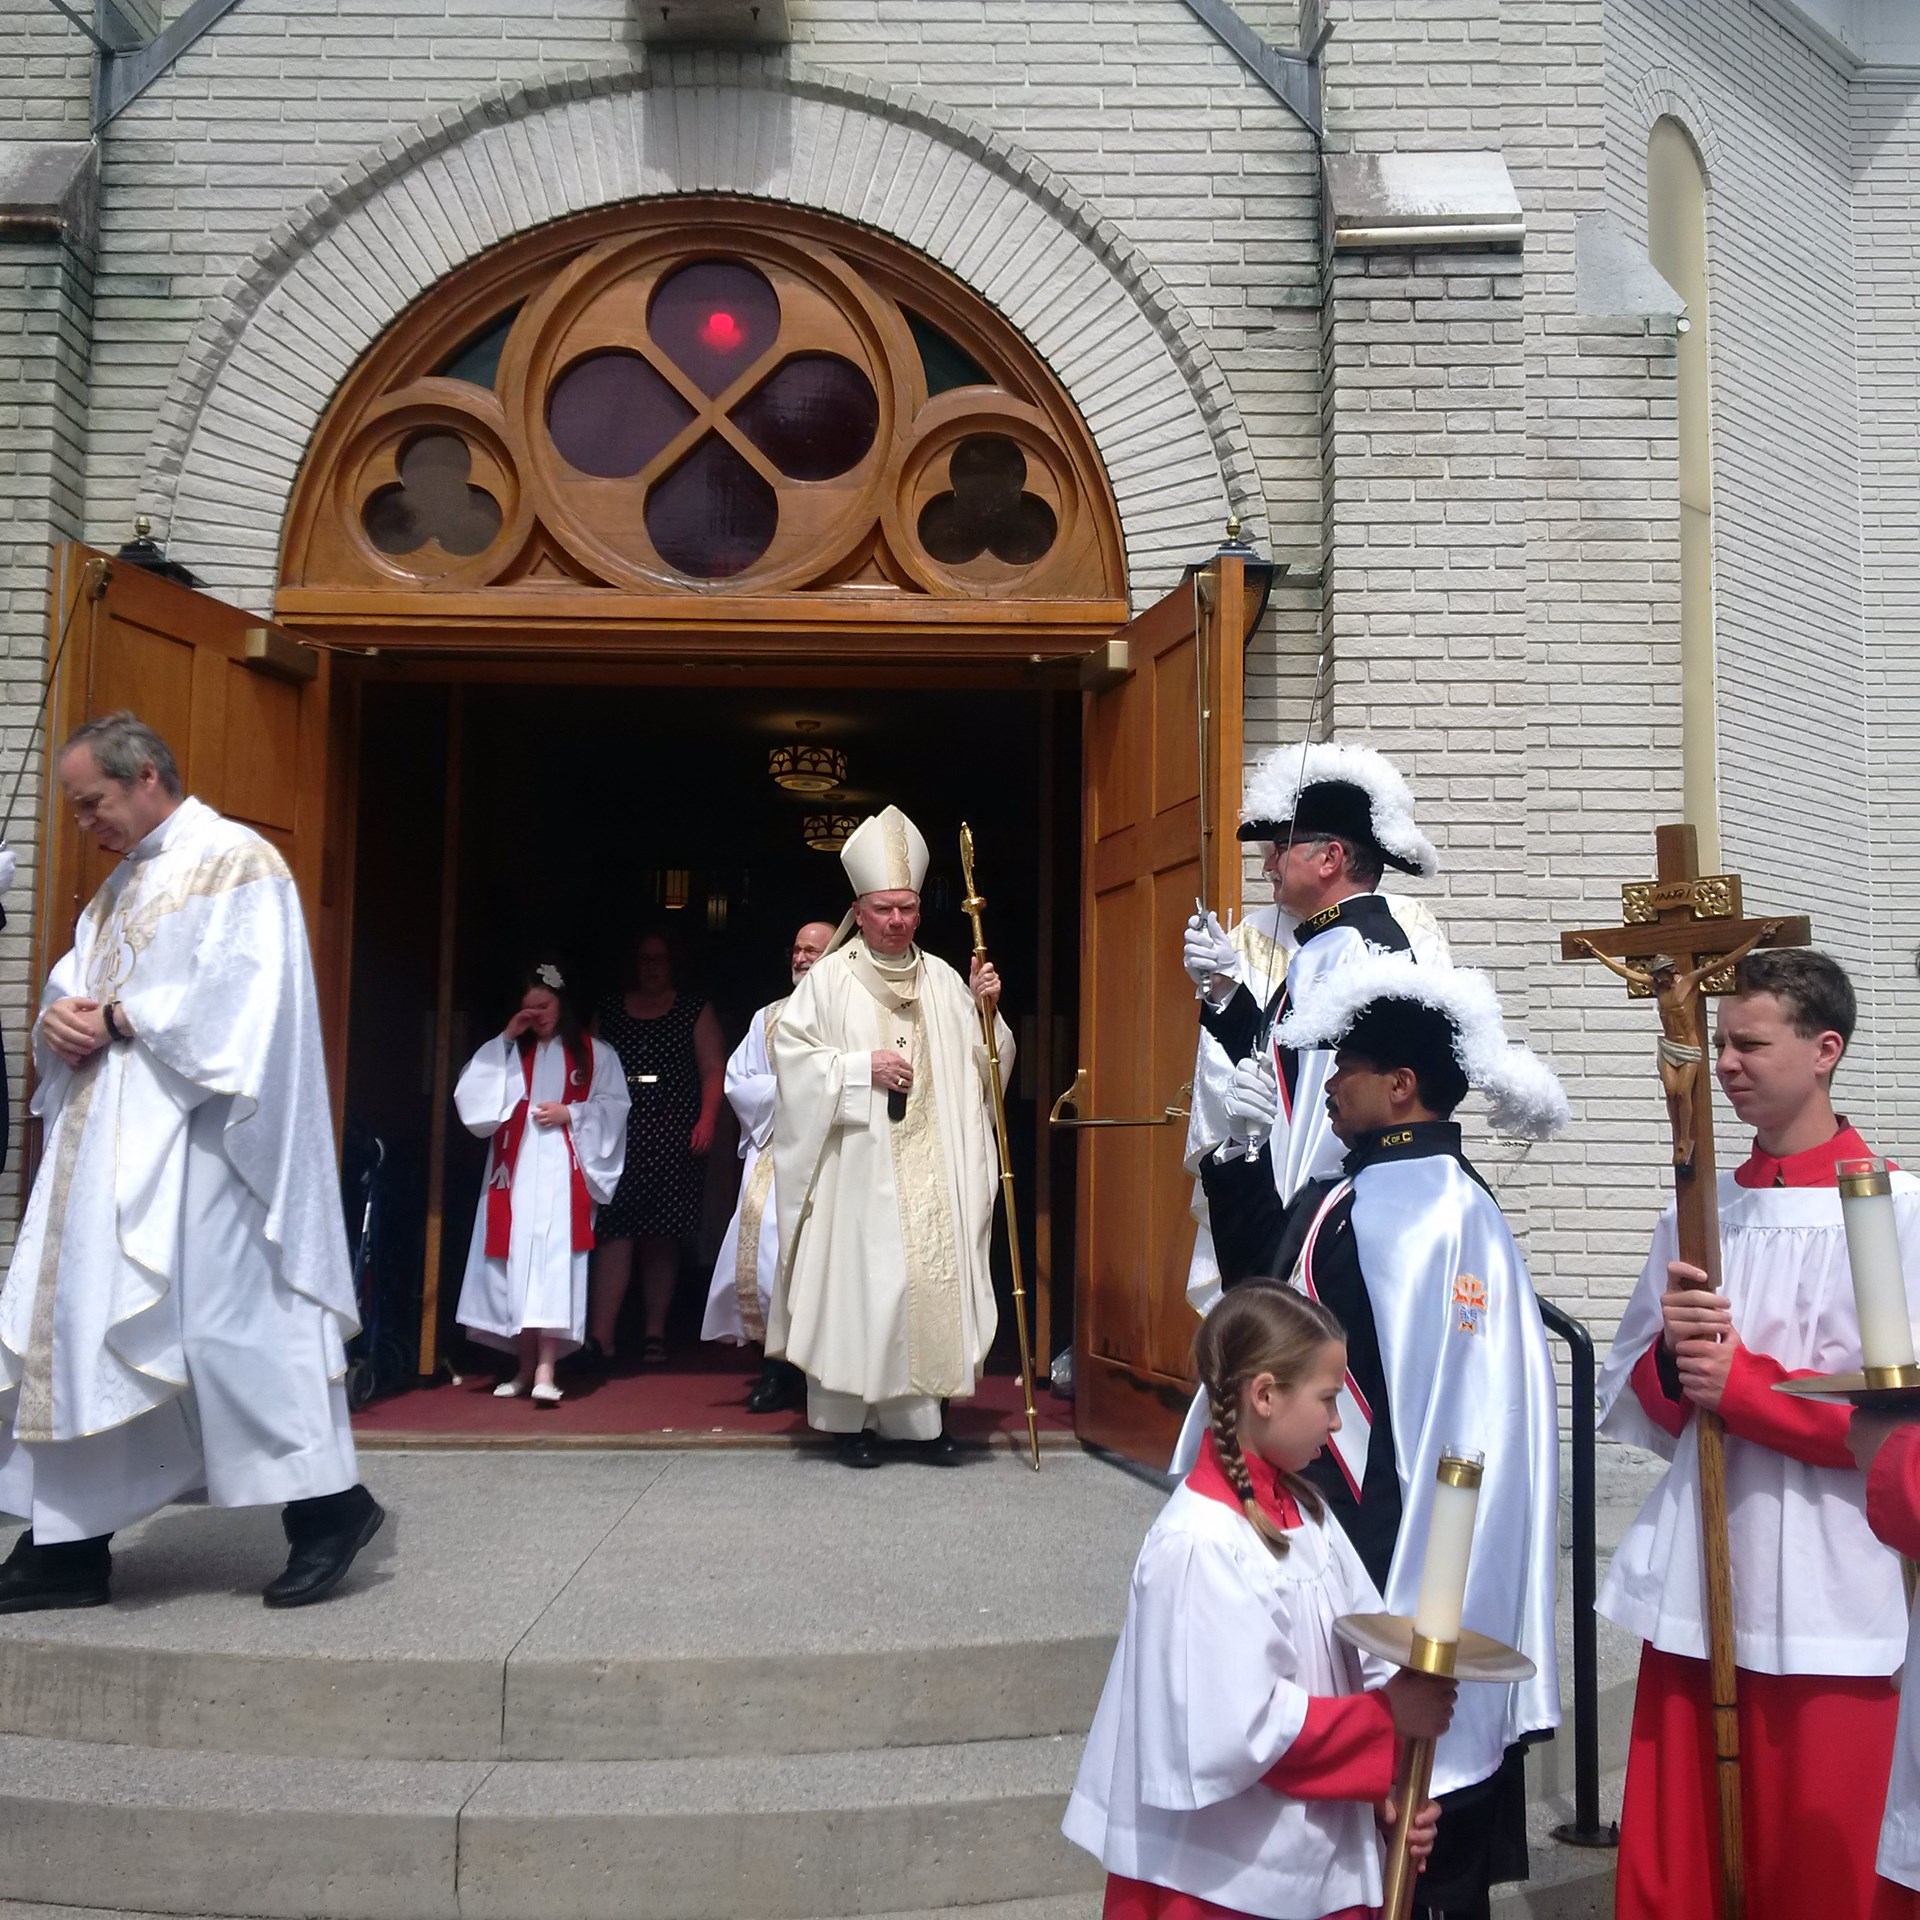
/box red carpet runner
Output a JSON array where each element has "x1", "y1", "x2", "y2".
[{"x1": 351, "y1": 1353, "x2": 1076, "y2": 1445}]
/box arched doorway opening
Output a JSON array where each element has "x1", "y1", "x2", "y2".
[
  {"x1": 278, "y1": 197, "x2": 1128, "y2": 1440},
  {"x1": 40, "y1": 197, "x2": 1253, "y2": 1462}
]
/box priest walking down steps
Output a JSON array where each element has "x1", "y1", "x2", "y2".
[{"x1": 0, "y1": 714, "x2": 382, "y2": 1612}]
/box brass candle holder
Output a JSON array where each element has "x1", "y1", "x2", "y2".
[{"x1": 1332, "y1": 1614, "x2": 1534, "y2": 1920}]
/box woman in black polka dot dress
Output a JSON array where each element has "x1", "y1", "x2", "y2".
[{"x1": 584, "y1": 931, "x2": 725, "y2": 1365}]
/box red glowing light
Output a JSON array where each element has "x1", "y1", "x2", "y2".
[{"x1": 701, "y1": 309, "x2": 743, "y2": 351}]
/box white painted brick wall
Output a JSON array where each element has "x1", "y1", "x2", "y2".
[
  {"x1": 1605, "y1": 0, "x2": 1906, "y2": 1163},
  {"x1": 1854, "y1": 79, "x2": 1920, "y2": 1159},
  {"x1": 0, "y1": 0, "x2": 1914, "y2": 1364}
]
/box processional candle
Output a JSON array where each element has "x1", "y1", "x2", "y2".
[
  {"x1": 1839, "y1": 1158, "x2": 1917, "y2": 1382},
  {"x1": 1411, "y1": 1448, "x2": 1485, "y2": 1654}
]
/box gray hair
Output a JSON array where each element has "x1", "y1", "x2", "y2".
[{"x1": 60, "y1": 712, "x2": 184, "y2": 797}]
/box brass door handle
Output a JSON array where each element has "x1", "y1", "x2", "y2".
[{"x1": 1048, "y1": 1068, "x2": 1191, "y2": 1129}]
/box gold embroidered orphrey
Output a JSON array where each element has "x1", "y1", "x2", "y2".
[
  {"x1": 730, "y1": 998, "x2": 789, "y2": 1345},
  {"x1": 844, "y1": 944, "x2": 966, "y2": 1398}
]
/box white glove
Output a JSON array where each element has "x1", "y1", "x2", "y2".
[
  {"x1": 1224, "y1": 1053, "x2": 1279, "y2": 1141},
  {"x1": 1183, "y1": 910, "x2": 1237, "y2": 991}
]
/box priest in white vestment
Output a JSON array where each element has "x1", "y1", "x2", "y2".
[
  {"x1": 454, "y1": 959, "x2": 628, "y2": 1405},
  {"x1": 768, "y1": 807, "x2": 1013, "y2": 1467},
  {"x1": 702, "y1": 919, "x2": 834, "y2": 1416},
  {"x1": 0, "y1": 714, "x2": 381, "y2": 1612}
]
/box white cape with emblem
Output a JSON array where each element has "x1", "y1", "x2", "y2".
[
  {"x1": 0, "y1": 798, "x2": 361, "y2": 1540},
  {"x1": 767, "y1": 941, "x2": 1011, "y2": 1405},
  {"x1": 703, "y1": 1000, "x2": 784, "y2": 1345},
  {"x1": 1063, "y1": 1480, "x2": 1393, "y2": 1918},
  {"x1": 1596, "y1": 1175, "x2": 1920, "y2": 1675},
  {"x1": 1350, "y1": 1151, "x2": 1562, "y2": 1795},
  {"x1": 453, "y1": 1031, "x2": 628, "y2": 1352}
]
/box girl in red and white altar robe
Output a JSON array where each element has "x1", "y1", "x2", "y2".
[
  {"x1": 454, "y1": 958, "x2": 629, "y2": 1406},
  {"x1": 1063, "y1": 1282, "x2": 1453, "y2": 1920}
]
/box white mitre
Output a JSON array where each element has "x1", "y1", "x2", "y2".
[{"x1": 840, "y1": 805, "x2": 930, "y2": 898}]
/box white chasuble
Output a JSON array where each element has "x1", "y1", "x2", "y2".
[
  {"x1": 1597, "y1": 1176, "x2": 1920, "y2": 1676},
  {"x1": 0, "y1": 799, "x2": 361, "y2": 1539},
  {"x1": 1063, "y1": 1483, "x2": 1391, "y2": 1919},
  {"x1": 767, "y1": 941, "x2": 1011, "y2": 1407},
  {"x1": 453, "y1": 1032, "x2": 628, "y2": 1352},
  {"x1": 703, "y1": 999, "x2": 786, "y2": 1345}
]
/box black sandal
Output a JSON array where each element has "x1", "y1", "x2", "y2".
[{"x1": 640, "y1": 1336, "x2": 669, "y2": 1367}]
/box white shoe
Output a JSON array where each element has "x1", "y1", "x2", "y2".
[
  {"x1": 493, "y1": 1379, "x2": 531, "y2": 1399},
  {"x1": 530, "y1": 1381, "x2": 563, "y2": 1405}
]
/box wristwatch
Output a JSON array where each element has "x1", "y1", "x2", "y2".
[{"x1": 101, "y1": 1002, "x2": 130, "y2": 1044}]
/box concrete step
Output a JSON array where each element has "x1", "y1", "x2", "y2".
[
  {"x1": 0, "y1": 1450, "x2": 1159, "y2": 1763},
  {"x1": 0, "y1": 1731, "x2": 1098, "y2": 1920}
]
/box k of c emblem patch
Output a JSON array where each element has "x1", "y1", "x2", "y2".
[{"x1": 1452, "y1": 1273, "x2": 1487, "y2": 1335}]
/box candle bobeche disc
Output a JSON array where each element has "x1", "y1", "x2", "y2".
[
  {"x1": 1333, "y1": 1612, "x2": 1537, "y2": 1683},
  {"x1": 1773, "y1": 1373, "x2": 1920, "y2": 1410}
]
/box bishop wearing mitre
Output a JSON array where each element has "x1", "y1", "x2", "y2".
[{"x1": 768, "y1": 807, "x2": 1012, "y2": 1468}]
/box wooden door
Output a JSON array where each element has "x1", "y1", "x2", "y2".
[
  {"x1": 37, "y1": 544, "x2": 341, "y2": 1075},
  {"x1": 1068, "y1": 557, "x2": 1246, "y2": 1466}
]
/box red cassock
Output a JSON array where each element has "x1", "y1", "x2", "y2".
[{"x1": 1613, "y1": 1126, "x2": 1911, "y2": 1920}]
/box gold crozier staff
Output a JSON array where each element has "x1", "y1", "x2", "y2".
[{"x1": 960, "y1": 823, "x2": 1042, "y2": 1471}]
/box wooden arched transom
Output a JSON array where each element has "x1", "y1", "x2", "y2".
[{"x1": 278, "y1": 199, "x2": 1128, "y2": 655}]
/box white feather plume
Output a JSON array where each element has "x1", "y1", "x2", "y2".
[
  {"x1": 1276, "y1": 950, "x2": 1571, "y2": 1142},
  {"x1": 1241, "y1": 739, "x2": 1439, "y2": 877}
]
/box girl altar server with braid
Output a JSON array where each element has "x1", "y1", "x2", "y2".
[
  {"x1": 1065, "y1": 1283, "x2": 1455, "y2": 1920},
  {"x1": 454, "y1": 959, "x2": 629, "y2": 1404}
]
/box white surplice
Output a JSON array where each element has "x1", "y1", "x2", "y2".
[
  {"x1": 703, "y1": 999, "x2": 787, "y2": 1346},
  {"x1": 0, "y1": 798, "x2": 361, "y2": 1542},
  {"x1": 1063, "y1": 1481, "x2": 1393, "y2": 1919},
  {"x1": 767, "y1": 939, "x2": 1011, "y2": 1432},
  {"x1": 453, "y1": 1032, "x2": 628, "y2": 1353},
  {"x1": 1596, "y1": 1175, "x2": 1920, "y2": 1675}
]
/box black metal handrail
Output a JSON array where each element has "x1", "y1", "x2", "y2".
[{"x1": 1537, "y1": 1297, "x2": 1620, "y2": 1849}]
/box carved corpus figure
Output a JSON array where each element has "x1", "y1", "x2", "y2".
[{"x1": 1573, "y1": 924, "x2": 1778, "y2": 1167}]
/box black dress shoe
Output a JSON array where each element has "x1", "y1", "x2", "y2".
[
  {"x1": 913, "y1": 1430, "x2": 966, "y2": 1467},
  {"x1": 570, "y1": 1337, "x2": 612, "y2": 1376},
  {"x1": 263, "y1": 1484, "x2": 385, "y2": 1609},
  {"x1": 745, "y1": 1359, "x2": 805, "y2": 1415},
  {"x1": 837, "y1": 1429, "x2": 882, "y2": 1469},
  {"x1": 0, "y1": 1530, "x2": 111, "y2": 1613}
]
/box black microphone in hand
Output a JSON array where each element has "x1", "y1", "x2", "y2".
[{"x1": 887, "y1": 1086, "x2": 907, "y2": 1122}]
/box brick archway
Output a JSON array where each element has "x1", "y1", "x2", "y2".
[{"x1": 147, "y1": 58, "x2": 1262, "y2": 614}]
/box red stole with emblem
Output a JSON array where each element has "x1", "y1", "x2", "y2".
[{"x1": 484, "y1": 1035, "x2": 596, "y2": 1257}]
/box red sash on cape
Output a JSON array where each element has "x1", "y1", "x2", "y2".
[{"x1": 484, "y1": 1034, "x2": 596, "y2": 1258}]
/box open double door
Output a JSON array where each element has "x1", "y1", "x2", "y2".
[
  {"x1": 34, "y1": 543, "x2": 1251, "y2": 1468},
  {"x1": 35, "y1": 548, "x2": 344, "y2": 1074},
  {"x1": 1064, "y1": 556, "x2": 1250, "y2": 1467}
]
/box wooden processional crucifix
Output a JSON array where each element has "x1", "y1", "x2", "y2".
[{"x1": 1560, "y1": 824, "x2": 1812, "y2": 1920}]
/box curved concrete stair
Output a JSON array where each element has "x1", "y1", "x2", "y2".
[
  {"x1": 0, "y1": 1446, "x2": 1642, "y2": 1918},
  {"x1": 0, "y1": 1732, "x2": 1097, "y2": 1920},
  {"x1": 0, "y1": 1450, "x2": 1147, "y2": 1917},
  {"x1": 0, "y1": 1450, "x2": 1149, "y2": 1764}
]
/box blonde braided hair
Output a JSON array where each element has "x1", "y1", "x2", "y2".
[{"x1": 1193, "y1": 1281, "x2": 1344, "y2": 1560}]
